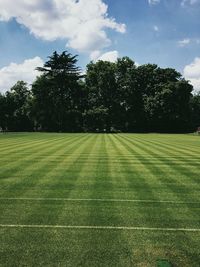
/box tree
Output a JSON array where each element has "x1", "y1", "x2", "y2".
[
  {"x1": 143, "y1": 79, "x2": 193, "y2": 132},
  {"x1": 85, "y1": 60, "x2": 117, "y2": 132},
  {"x1": 0, "y1": 50, "x2": 196, "y2": 133},
  {"x1": 0, "y1": 93, "x2": 7, "y2": 130},
  {"x1": 32, "y1": 51, "x2": 83, "y2": 132},
  {"x1": 116, "y1": 57, "x2": 144, "y2": 132},
  {"x1": 190, "y1": 93, "x2": 200, "y2": 131},
  {"x1": 0, "y1": 81, "x2": 32, "y2": 131}
]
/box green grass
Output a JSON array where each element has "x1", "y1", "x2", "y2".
[{"x1": 0, "y1": 133, "x2": 199, "y2": 267}]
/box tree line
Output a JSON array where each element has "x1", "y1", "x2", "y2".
[{"x1": 0, "y1": 51, "x2": 200, "y2": 133}]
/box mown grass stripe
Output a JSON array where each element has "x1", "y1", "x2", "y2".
[
  {"x1": 110, "y1": 134, "x2": 184, "y2": 227},
  {"x1": 0, "y1": 134, "x2": 84, "y2": 172},
  {"x1": 0, "y1": 134, "x2": 73, "y2": 154},
  {"x1": 0, "y1": 133, "x2": 200, "y2": 266},
  {"x1": 0, "y1": 224, "x2": 199, "y2": 232},
  {"x1": 16, "y1": 134, "x2": 97, "y2": 226},
  {"x1": 0, "y1": 197, "x2": 199, "y2": 204},
  {"x1": 0, "y1": 134, "x2": 91, "y2": 198},
  {"x1": 123, "y1": 134, "x2": 200, "y2": 158},
  {"x1": 117, "y1": 134, "x2": 200, "y2": 191},
  {"x1": 113, "y1": 135, "x2": 200, "y2": 232}
]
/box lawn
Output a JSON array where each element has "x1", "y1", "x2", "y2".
[{"x1": 0, "y1": 133, "x2": 199, "y2": 266}]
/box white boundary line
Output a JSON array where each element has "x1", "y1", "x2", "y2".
[
  {"x1": 0, "y1": 197, "x2": 199, "y2": 204},
  {"x1": 0, "y1": 224, "x2": 199, "y2": 232}
]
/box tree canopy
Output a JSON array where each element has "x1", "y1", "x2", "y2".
[{"x1": 0, "y1": 51, "x2": 199, "y2": 133}]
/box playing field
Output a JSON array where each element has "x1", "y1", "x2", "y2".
[{"x1": 0, "y1": 133, "x2": 199, "y2": 266}]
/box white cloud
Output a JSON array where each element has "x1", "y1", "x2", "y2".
[
  {"x1": 181, "y1": 0, "x2": 199, "y2": 7},
  {"x1": 178, "y1": 38, "x2": 191, "y2": 47},
  {"x1": 91, "y1": 51, "x2": 140, "y2": 65},
  {"x1": 95, "y1": 50, "x2": 119, "y2": 62},
  {"x1": 0, "y1": 0, "x2": 126, "y2": 56},
  {"x1": 90, "y1": 50, "x2": 102, "y2": 61},
  {"x1": 0, "y1": 57, "x2": 44, "y2": 93},
  {"x1": 183, "y1": 57, "x2": 200, "y2": 92},
  {"x1": 148, "y1": 0, "x2": 160, "y2": 5},
  {"x1": 178, "y1": 38, "x2": 200, "y2": 46}
]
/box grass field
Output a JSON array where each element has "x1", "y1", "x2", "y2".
[{"x1": 0, "y1": 133, "x2": 199, "y2": 266}]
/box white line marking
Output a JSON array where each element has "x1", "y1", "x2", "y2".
[
  {"x1": 0, "y1": 198, "x2": 199, "y2": 204},
  {"x1": 0, "y1": 224, "x2": 199, "y2": 232}
]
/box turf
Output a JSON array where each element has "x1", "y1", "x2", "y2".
[{"x1": 0, "y1": 133, "x2": 199, "y2": 266}]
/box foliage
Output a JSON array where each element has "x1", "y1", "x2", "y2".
[
  {"x1": 32, "y1": 51, "x2": 83, "y2": 132},
  {"x1": 190, "y1": 93, "x2": 200, "y2": 131},
  {"x1": 0, "y1": 51, "x2": 199, "y2": 132},
  {"x1": 0, "y1": 81, "x2": 32, "y2": 131}
]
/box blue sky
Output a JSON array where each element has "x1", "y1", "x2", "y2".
[{"x1": 0, "y1": 0, "x2": 200, "y2": 92}]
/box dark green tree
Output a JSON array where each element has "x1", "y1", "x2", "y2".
[
  {"x1": 1, "y1": 81, "x2": 32, "y2": 131},
  {"x1": 32, "y1": 51, "x2": 83, "y2": 132},
  {"x1": 84, "y1": 60, "x2": 117, "y2": 132},
  {"x1": 0, "y1": 50, "x2": 196, "y2": 133},
  {"x1": 116, "y1": 57, "x2": 144, "y2": 131},
  {"x1": 0, "y1": 93, "x2": 7, "y2": 130},
  {"x1": 190, "y1": 93, "x2": 200, "y2": 131},
  {"x1": 143, "y1": 78, "x2": 193, "y2": 132}
]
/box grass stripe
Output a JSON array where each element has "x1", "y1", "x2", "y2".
[
  {"x1": 0, "y1": 197, "x2": 199, "y2": 204},
  {"x1": 0, "y1": 224, "x2": 199, "y2": 232},
  {"x1": 0, "y1": 133, "x2": 199, "y2": 266}
]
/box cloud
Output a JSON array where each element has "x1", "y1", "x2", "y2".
[
  {"x1": 0, "y1": 57, "x2": 44, "y2": 93},
  {"x1": 183, "y1": 57, "x2": 200, "y2": 92},
  {"x1": 148, "y1": 0, "x2": 160, "y2": 5},
  {"x1": 91, "y1": 51, "x2": 140, "y2": 66},
  {"x1": 0, "y1": 0, "x2": 126, "y2": 56},
  {"x1": 178, "y1": 38, "x2": 191, "y2": 47},
  {"x1": 178, "y1": 38, "x2": 200, "y2": 47},
  {"x1": 90, "y1": 50, "x2": 119, "y2": 62},
  {"x1": 96, "y1": 51, "x2": 119, "y2": 62},
  {"x1": 181, "y1": 0, "x2": 199, "y2": 7},
  {"x1": 90, "y1": 50, "x2": 101, "y2": 61}
]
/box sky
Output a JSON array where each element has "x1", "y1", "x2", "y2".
[{"x1": 0, "y1": 0, "x2": 200, "y2": 93}]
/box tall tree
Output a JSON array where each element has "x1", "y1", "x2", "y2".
[
  {"x1": 32, "y1": 51, "x2": 83, "y2": 132},
  {"x1": 0, "y1": 93, "x2": 7, "y2": 130},
  {"x1": 190, "y1": 93, "x2": 200, "y2": 131},
  {"x1": 0, "y1": 50, "x2": 196, "y2": 133},
  {"x1": 85, "y1": 60, "x2": 117, "y2": 132},
  {"x1": 143, "y1": 78, "x2": 193, "y2": 132},
  {"x1": 1, "y1": 81, "x2": 32, "y2": 131},
  {"x1": 116, "y1": 57, "x2": 144, "y2": 131}
]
